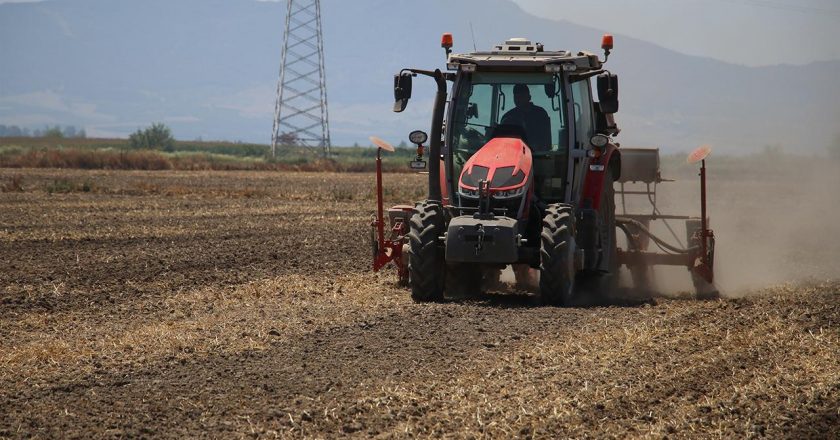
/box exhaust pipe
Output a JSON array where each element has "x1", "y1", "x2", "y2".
[{"x1": 428, "y1": 69, "x2": 447, "y2": 203}]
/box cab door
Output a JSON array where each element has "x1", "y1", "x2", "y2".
[
  {"x1": 566, "y1": 77, "x2": 596, "y2": 204},
  {"x1": 571, "y1": 79, "x2": 595, "y2": 151}
]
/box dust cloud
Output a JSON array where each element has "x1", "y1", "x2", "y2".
[
  {"x1": 470, "y1": 155, "x2": 840, "y2": 299},
  {"x1": 629, "y1": 155, "x2": 840, "y2": 297}
]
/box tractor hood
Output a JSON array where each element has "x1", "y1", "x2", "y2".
[{"x1": 458, "y1": 137, "x2": 533, "y2": 197}]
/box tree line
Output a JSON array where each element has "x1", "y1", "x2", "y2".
[{"x1": 0, "y1": 124, "x2": 87, "y2": 138}]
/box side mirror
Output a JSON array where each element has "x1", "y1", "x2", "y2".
[
  {"x1": 593, "y1": 102, "x2": 620, "y2": 136},
  {"x1": 593, "y1": 102, "x2": 607, "y2": 133},
  {"x1": 596, "y1": 73, "x2": 619, "y2": 114},
  {"x1": 544, "y1": 83, "x2": 554, "y2": 98},
  {"x1": 393, "y1": 73, "x2": 413, "y2": 113}
]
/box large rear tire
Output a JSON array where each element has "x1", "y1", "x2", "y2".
[
  {"x1": 408, "y1": 201, "x2": 445, "y2": 302},
  {"x1": 577, "y1": 166, "x2": 618, "y2": 301},
  {"x1": 539, "y1": 204, "x2": 576, "y2": 306}
]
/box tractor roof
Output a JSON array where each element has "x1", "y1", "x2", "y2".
[{"x1": 447, "y1": 38, "x2": 603, "y2": 73}]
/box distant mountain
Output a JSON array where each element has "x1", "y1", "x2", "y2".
[{"x1": 1, "y1": 0, "x2": 838, "y2": 153}]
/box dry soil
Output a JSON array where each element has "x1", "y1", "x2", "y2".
[{"x1": 0, "y1": 168, "x2": 837, "y2": 439}]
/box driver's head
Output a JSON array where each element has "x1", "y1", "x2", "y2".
[{"x1": 513, "y1": 84, "x2": 531, "y2": 107}]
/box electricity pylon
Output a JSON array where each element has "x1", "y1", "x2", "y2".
[{"x1": 271, "y1": 0, "x2": 331, "y2": 158}]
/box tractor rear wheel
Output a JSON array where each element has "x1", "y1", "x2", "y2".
[
  {"x1": 576, "y1": 166, "x2": 619, "y2": 301},
  {"x1": 539, "y1": 204, "x2": 576, "y2": 306},
  {"x1": 408, "y1": 201, "x2": 445, "y2": 302}
]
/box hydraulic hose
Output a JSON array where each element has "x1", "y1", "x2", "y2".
[{"x1": 615, "y1": 216, "x2": 698, "y2": 255}]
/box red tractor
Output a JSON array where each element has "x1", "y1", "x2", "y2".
[{"x1": 371, "y1": 34, "x2": 716, "y2": 304}]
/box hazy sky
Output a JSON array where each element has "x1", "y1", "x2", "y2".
[
  {"x1": 2, "y1": 0, "x2": 838, "y2": 66},
  {"x1": 512, "y1": 0, "x2": 840, "y2": 66},
  {"x1": 1, "y1": 0, "x2": 838, "y2": 147}
]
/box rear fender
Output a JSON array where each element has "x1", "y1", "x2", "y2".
[{"x1": 580, "y1": 144, "x2": 620, "y2": 210}]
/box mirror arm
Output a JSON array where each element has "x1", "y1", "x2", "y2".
[
  {"x1": 569, "y1": 70, "x2": 604, "y2": 83},
  {"x1": 402, "y1": 68, "x2": 435, "y2": 78},
  {"x1": 402, "y1": 68, "x2": 455, "y2": 82}
]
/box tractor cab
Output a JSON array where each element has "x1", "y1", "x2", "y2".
[
  {"x1": 444, "y1": 37, "x2": 617, "y2": 209},
  {"x1": 392, "y1": 36, "x2": 621, "y2": 210}
]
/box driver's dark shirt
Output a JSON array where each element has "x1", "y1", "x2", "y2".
[{"x1": 500, "y1": 103, "x2": 552, "y2": 151}]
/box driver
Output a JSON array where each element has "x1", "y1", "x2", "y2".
[{"x1": 500, "y1": 84, "x2": 552, "y2": 152}]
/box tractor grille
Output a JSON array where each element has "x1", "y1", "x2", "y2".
[
  {"x1": 489, "y1": 166, "x2": 526, "y2": 188},
  {"x1": 460, "y1": 165, "x2": 490, "y2": 189}
]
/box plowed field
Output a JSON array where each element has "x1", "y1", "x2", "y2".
[{"x1": 1, "y1": 169, "x2": 838, "y2": 439}]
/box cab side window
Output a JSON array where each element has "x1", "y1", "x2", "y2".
[
  {"x1": 452, "y1": 83, "x2": 493, "y2": 153},
  {"x1": 571, "y1": 79, "x2": 594, "y2": 149}
]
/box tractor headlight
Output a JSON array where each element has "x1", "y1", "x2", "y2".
[
  {"x1": 458, "y1": 187, "x2": 479, "y2": 198},
  {"x1": 492, "y1": 186, "x2": 525, "y2": 199},
  {"x1": 409, "y1": 130, "x2": 428, "y2": 145},
  {"x1": 590, "y1": 134, "x2": 609, "y2": 148}
]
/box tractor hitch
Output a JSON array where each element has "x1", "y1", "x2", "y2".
[{"x1": 445, "y1": 215, "x2": 520, "y2": 264}]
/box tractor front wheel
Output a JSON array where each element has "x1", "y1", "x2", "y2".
[
  {"x1": 408, "y1": 201, "x2": 445, "y2": 302},
  {"x1": 539, "y1": 204, "x2": 576, "y2": 306}
]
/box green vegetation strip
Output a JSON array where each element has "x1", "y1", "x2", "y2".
[{"x1": 0, "y1": 138, "x2": 419, "y2": 172}]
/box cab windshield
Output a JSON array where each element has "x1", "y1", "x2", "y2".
[{"x1": 448, "y1": 71, "x2": 569, "y2": 201}]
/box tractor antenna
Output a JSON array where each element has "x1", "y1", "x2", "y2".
[{"x1": 469, "y1": 22, "x2": 477, "y2": 51}]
